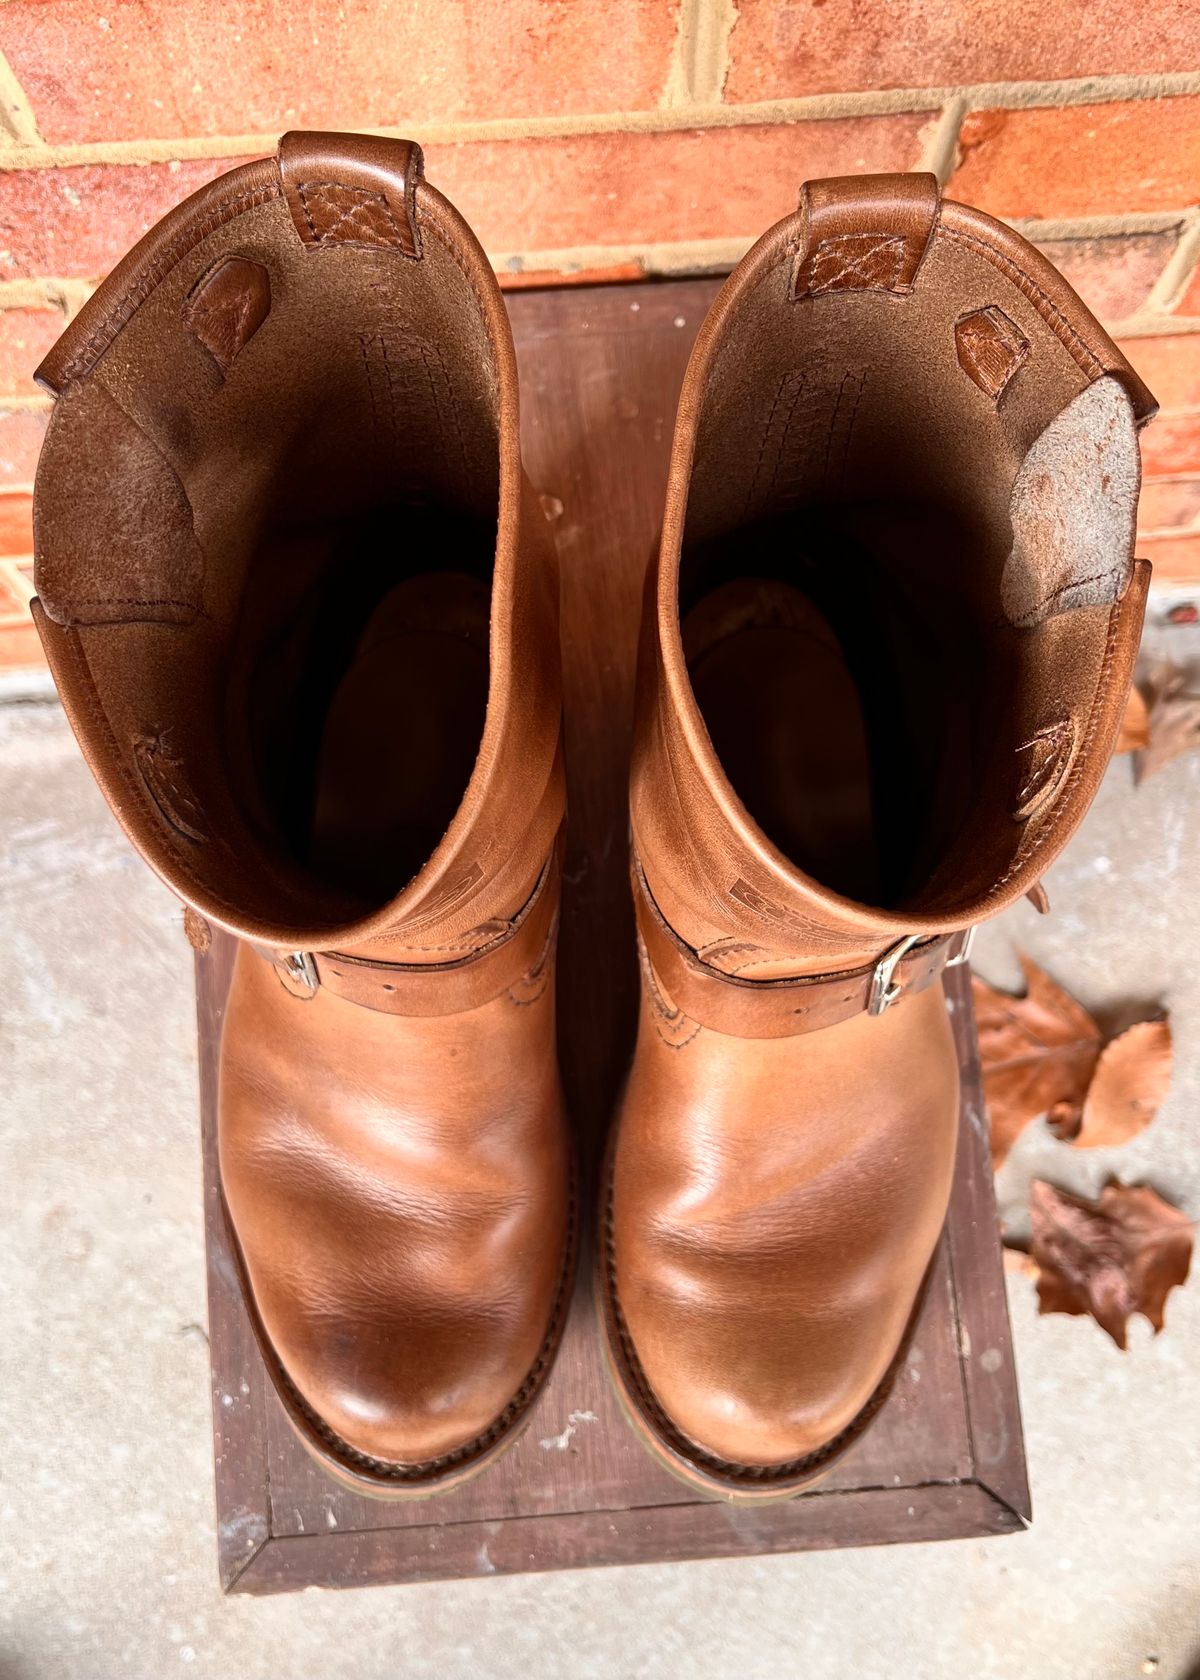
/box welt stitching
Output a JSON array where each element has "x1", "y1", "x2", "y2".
[
  {"x1": 277, "y1": 1179, "x2": 578, "y2": 1480},
  {"x1": 61, "y1": 597, "x2": 197, "y2": 610},
  {"x1": 602, "y1": 1165, "x2": 898, "y2": 1482},
  {"x1": 60, "y1": 180, "x2": 280, "y2": 382}
]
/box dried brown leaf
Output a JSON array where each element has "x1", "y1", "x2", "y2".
[
  {"x1": 1029, "y1": 1179, "x2": 1194, "y2": 1348},
  {"x1": 973, "y1": 954, "x2": 1102, "y2": 1168},
  {"x1": 1135, "y1": 663, "x2": 1200, "y2": 784},
  {"x1": 1071, "y1": 1018, "x2": 1173, "y2": 1149},
  {"x1": 1114, "y1": 685, "x2": 1150, "y2": 755}
]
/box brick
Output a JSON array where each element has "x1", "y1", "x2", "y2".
[
  {"x1": 0, "y1": 158, "x2": 252, "y2": 282},
  {"x1": 948, "y1": 99, "x2": 1200, "y2": 219},
  {"x1": 0, "y1": 408, "x2": 47, "y2": 486},
  {"x1": 0, "y1": 490, "x2": 34, "y2": 556},
  {"x1": 1140, "y1": 414, "x2": 1200, "y2": 479},
  {"x1": 0, "y1": 308, "x2": 67, "y2": 396},
  {"x1": 1117, "y1": 335, "x2": 1200, "y2": 413},
  {"x1": 1034, "y1": 233, "x2": 1175, "y2": 326},
  {"x1": 0, "y1": 118, "x2": 928, "y2": 283},
  {"x1": 1139, "y1": 533, "x2": 1200, "y2": 582},
  {"x1": 1137, "y1": 478, "x2": 1200, "y2": 534},
  {"x1": 0, "y1": 0, "x2": 678, "y2": 145},
  {"x1": 726, "y1": 0, "x2": 1200, "y2": 101},
  {"x1": 426, "y1": 115, "x2": 930, "y2": 251}
]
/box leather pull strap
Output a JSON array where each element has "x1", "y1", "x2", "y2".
[
  {"x1": 634, "y1": 858, "x2": 967, "y2": 1040},
  {"x1": 259, "y1": 834, "x2": 561, "y2": 1017},
  {"x1": 792, "y1": 172, "x2": 939, "y2": 302},
  {"x1": 277, "y1": 130, "x2": 424, "y2": 259}
]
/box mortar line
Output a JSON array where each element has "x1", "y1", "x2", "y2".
[
  {"x1": 0, "y1": 44, "x2": 41, "y2": 147},
  {"x1": 0, "y1": 71, "x2": 1198, "y2": 172},
  {"x1": 663, "y1": 0, "x2": 738, "y2": 108},
  {"x1": 919, "y1": 97, "x2": 968, "y2": 184},
  {"x1": 1145, "y1": 211, "x2": 1200, "y2": 312}
]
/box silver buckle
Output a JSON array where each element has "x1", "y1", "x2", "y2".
[
  {"x1": 944, "y1": 926, "x2": 976, "y2": 969},
  {"x1": 275, "y1": 950, "x2": 319, "y2": 998},
  {"x1": 867, "y1": 934, "x2": 920, "y2": 1016}
]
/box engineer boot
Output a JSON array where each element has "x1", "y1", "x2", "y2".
[
  {"x1": 33, "y1": 133, "x2": 574, "y2": 1495},
  {"x1": 602, "y1": 172, "x2": 1155, "y2": 1499}
]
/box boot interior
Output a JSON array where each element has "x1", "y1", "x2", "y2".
[
  {"x1": 677, "y1": 237, "x2": 1142, "y2": 917},
  {"x1": 34, "y1": 184, "x2": 505, "y2": 924}
]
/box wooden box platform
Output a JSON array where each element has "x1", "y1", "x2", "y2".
[{"x1": 196, "y1": 278, "x2": 1030, "y2": 1595}]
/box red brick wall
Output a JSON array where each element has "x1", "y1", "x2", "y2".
[{"x1": 1, "y1": 1, "x2": 1199, "y2": 665}]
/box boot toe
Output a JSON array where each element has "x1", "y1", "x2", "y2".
[
  {"x1": 283, "y1": 1326, "x2": 533, "y2": 1468},
  {"x1": 624, "y1": 1293, "x2": 887, "y2": 1472}
]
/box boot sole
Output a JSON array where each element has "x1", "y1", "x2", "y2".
[{"x1": 219, "y1": 1168, "x2": 579, "y2": 1502}]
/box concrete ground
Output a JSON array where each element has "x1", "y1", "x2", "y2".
[{"x1": 2, "y1": 620, "x2": 1199, "y2": 1680}]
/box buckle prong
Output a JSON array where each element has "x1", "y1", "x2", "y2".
[
  {"x1": 867, "y1": 934, "x2": 920, "y2": 1016},
  {"x1": 944, "y1": 926, "x2": 976, "y2": 969},
  {"x1": 275, "y1": 950, "x2": 319, "y2": 998}
]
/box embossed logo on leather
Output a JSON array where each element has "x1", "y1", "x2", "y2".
[
  {"x1": 411, "y1": 861, "x2": 487, "y2": 925},
  {"x1": 1013, "y1": 719, "x2": 1076, "y2": 820},
  {"x1": 796, "y1": 233, "x2": 908, "y2": 299},
  {"x1": 133, "y1": 732, "x2": 209, "y2": 844},
  {"x1": 955, "y1": 306, "x2": 1029, "y2": 403},
  {"x1": 183, "y1": 256, "x2": 271, "y2": 376}
]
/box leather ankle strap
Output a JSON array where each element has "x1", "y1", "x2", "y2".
[
  {"x1": 633, "y1": 857, "x2": 969, "y2": 1039},
  {"x1": 257, "y1": 837, "x2": 561, "y2": 1017}
]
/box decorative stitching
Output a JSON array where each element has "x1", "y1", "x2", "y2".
[
  {"x1": 1001, "y1": 568, "x2": 1122, "y2": 631},
  {"x1": 296, "y1": 179, "x2": 408, "y2": 251},
  {"x1": 954, "y1": 304, "x2": 1030, "y2": 403},
  {"x1": 799, "y1": 232, "x2": 907, "y2": 298},
  {"x1": 602, "y1": 1159, "x2": 910, "y2": 1485},
  {"x1": 60, "y1": 180, "x2": 280, "y2": 384},
  {"x1": 938, "y1": 224, "x2": 1104, "y2": 384},
  {"x1": 638, "y1": 937, "x2": 701, "y2": 1050}
]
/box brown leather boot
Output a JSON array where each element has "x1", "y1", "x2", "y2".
[
  {"x1": 32, "y1": 133, "x2": 574, "y2": 1495},
  {"x1": 601, "y1": 173, "x2": 1155, "y2": 1499}
]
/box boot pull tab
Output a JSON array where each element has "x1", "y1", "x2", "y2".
[
  {"x1": 792, "y1": 171, "x2": 939, "y2": 302},
  {"x1": 277, "y1": 131, "x2": 425, "y2": 260}
]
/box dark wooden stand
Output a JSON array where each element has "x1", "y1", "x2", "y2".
[{"x1": 197, "y1": 278, "x2": 1030, "y2": 1595}]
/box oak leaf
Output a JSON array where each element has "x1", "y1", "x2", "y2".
[
  {"x1": 1135, "y1": 663, "x2": 1200, "y2": 784},
  {"x1": 1029, "y1": 1179, "x2": 1193, "y2": 1348},
  {"x1": 1114, "y1": 685, "x2": 1150, "y2": 754},
  {"x1": 973, "y1": 955, "x2": 1101, "y2": 1168},
  {"x1": 1058, "y1": 1018, "x2": 1173, "y2": 1149}
]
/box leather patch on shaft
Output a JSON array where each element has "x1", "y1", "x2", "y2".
[
  {"x1": 796, "y1": 233, "x2": 909, "y2": 299},
  {"x1": 955, "y1": 305, "x2": 1029, "y2": 402},
  {"x1": 278, "y1": 131, "x2": 424, "y2": 258},
  {"x1": 792, "y1": 173, "x2": 939, "y2": 302},
  {"x1": 183, "y1": 256, "x2": 270, "y2": 375}
]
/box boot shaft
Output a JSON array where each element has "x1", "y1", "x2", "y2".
[
  {"x1": 632, "y1": 173, "x2": 1153, "y2": 981},
  {"x1": 33, "y1": 133, "x2": 564, "y2": 960}
]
